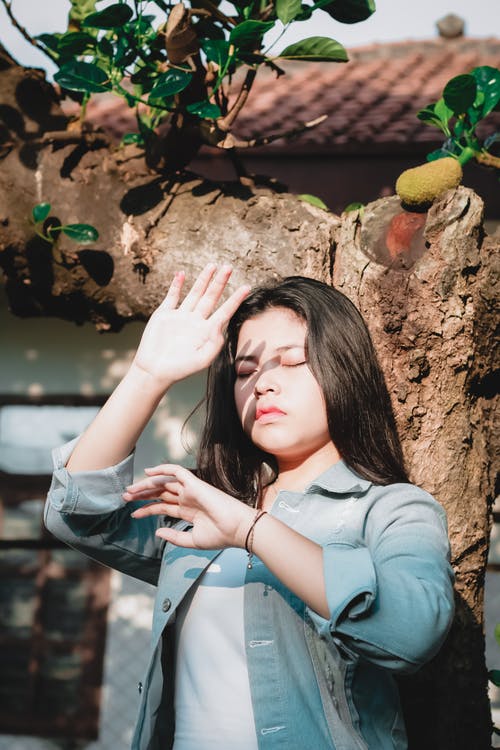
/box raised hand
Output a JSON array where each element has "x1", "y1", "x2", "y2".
[
  {"x1": 131, "y1": 264, "x2": 250, "y2": 388},
  {"x1": 122, "y1": 465, "x2": 254, "y2": 551}
]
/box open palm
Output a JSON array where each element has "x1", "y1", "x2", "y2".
[
  {"x1": 133, "y1": 264, "x2": 250, "y2": 386},
  {"x1": 123, "y1": 464, "x2": 253, "y2": 551}
]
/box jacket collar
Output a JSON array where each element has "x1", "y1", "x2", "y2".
[{"x1": 304, "y1": 459, "x2": 372, "y2": 495}]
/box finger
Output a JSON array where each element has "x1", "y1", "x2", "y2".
[
  {"x1": 155, "y1": 527, "x2": 196, "y2": 548},
  {"x1": 179, "y1": 263, "x2": 217, "y2": 311},
  {"x1": 130, "y1": 501, "x2": 181, "y2": 518},
  {"x1": 195, "y1": 265, "x2": 235, "y2": 319},
  {"x1": 143, "y1": 464, "x2": 191, "y2": 481},
  {"x1": 122, "y1": 485, "x2": 180, "y2": 503},
  {"x1": 123, "y1": 488, "x2": 166, "y2": 502},
  {"x1": 210, "y1": 283, "x2": 251, "y2": 328},
  {"x1": 125, "y1": 471, "x2": 183, "y2": 493},
  {"x1": 157, "y1": 271, "x2": 185, "y2": 311}
]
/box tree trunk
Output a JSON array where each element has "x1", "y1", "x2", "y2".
[
  {"x1": 0, "y1": 44, "x2": 337, "y2": 330},
  {"x1": 332, "y1": 188, "x2": 498, "y2": 749},
  {"x1": 1, "y1": 43, "x2": 498, "y2": 749}
]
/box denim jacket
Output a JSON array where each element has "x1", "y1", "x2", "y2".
[{"x1": 45, "y1": 439, "x2": 455, "y2": 750}]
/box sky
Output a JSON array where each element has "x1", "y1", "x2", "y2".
[{"x1": 0, "y1": 0, "x2": 498, "y2": 78}]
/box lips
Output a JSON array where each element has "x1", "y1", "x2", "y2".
[{"x1": 255, "y1": 406, "x2": 286, "y2": 422}]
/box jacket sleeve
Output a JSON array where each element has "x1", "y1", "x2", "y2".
[
  {"x1": 44, "y1": 438, "x2": 167, "y2": 585},
  {"x1": 308, "y1": 484, "x2": 455, "y2": 674}
]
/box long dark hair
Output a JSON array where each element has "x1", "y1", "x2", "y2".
[{"x1": 196, "y1": 276, "x2": 408, "y2": 504}]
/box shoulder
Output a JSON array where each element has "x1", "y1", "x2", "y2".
[{"x1": 360, "y1": 481, "x2": 449, "y2": 536}]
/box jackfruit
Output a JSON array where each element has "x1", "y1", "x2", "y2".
[{"x1": 395, "y1": 157, "x2": 462, "y2": 208}]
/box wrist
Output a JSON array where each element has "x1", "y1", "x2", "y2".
[
  {"x1": 234, "y1": 504, "x2": 258, "y2": 549},
  {"x1": 125, "y1": 362, "x2": 175, "y2": 398}
]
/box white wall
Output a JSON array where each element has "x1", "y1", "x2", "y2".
[{"x1": 0, "y1": 287, "x2": 206, "y2": 473}]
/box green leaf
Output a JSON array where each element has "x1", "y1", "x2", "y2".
[
  {"x1": 470, "y1": 65, "x2": 500, "y2": 119},
  {"x1": 69, "y1": 0, "x2": 97, "y2": 23},
  {"x1": 443, "y1": 74, "x2": 477, "y2": 116},
  {"x1": 434, "y1": 97, "x2": 453, "y2": 134},
  {"x1": 299, "y1": 194, "x2": 328, "y2": 209},
  {"x1": 186, "y1": 100, "x2": 222, "y2": 119},
  {"x1": 453, "y1": 117, "x2": 466, "y2": 138},
  {"x1": 489, "y1": 669, "x2": 500, "y2": 687},
  {"x1": 229, "y1": 20, "x2": 274, "y2": 47},
  {"x1": 97, "y1": 36, "x2": 114, "y2": 58},
  {"x1": 202, "y1": 39, "x2": 231, "y2": 68},
  {"x1": 133, "y1": 15, "x2": 157, "y2": 38},
  {"x1": 83, "y1": 3, "x2": 133, "y2": 29},
  {"x1": 36, "y1": 33, "x2": 62, "y2": 53},
  {"x1": 416, "y1": 104, "x2": 446, "y2": 132},
  {"x1": 121, "y1": 132, "x2": 145, "y2": 146},
  {"x1": 494, "y1": 622, "x2": 500, "y2": 648},
  {"x1": 194, "y1": 18, "x2": 226, "y2": 41},
  {"x1": 344, "y1": 201, "x2": 364, "y2": 213},
  {"x1": 54, "y1": 61, "x2": 111, "y2": 93},
  {"x1": 32, "y1": 202, "x2": 51, "y2": 224},
  {"x1": 278, "y1": 36, "x2": 348, "y2": 62},
  {"x1": 148, "y1": 69, "x2": 192, "y2": 101},
  {"x1": 276, "y1": 0, "x2": 303, "y2": 24},
  {"x1": 62, "y1": 223, "x2": 99, "y2": 244},
  {"x1": 294, "y1": 4, "x2": 313, "y2": 21},
  {"x1": 57, "y1": 31, "x2": 96, "y2": 56},
  {"x1": 321, "y1": 0, "x2": 375, "y2": 23},
  {"x1": 426, "y1": 148, "x2": 454, "y2": 162}
]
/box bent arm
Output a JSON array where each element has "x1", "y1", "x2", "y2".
[
  {"x1": 45, "y1": 439, "x2": 166, "y2": 584},
  {"x1": 66, "y1": 366, "x2": 167, "y2": 471},
  {"x1": 250, "y1": 486, "x2": 455, "y2": 673}
]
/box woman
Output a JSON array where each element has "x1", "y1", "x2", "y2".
[{"x1": 45, "y1": 264, "x2": 455, "y2": 750}]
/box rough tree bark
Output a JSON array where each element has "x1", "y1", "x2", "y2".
[
  {"x1": 333, "y1": 189, "x2": 498, "y2": 749},
  {"x1": 0, "y1": 44, "x2": 335, "y2": 330},
  {"x1": 1, "y1": 42, "x2": 499, "y2": 750}
]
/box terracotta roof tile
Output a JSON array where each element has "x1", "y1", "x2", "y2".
[{"x1": 70, "y1": 36, "x2": 500, "y2": 155}]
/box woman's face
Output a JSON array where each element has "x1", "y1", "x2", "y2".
[{"x1": 233, "y1": 307, "x2": 336, "y2": 465}]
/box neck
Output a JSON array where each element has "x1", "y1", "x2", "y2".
[{"x1": 274, "y1": 442, "x2": 341, "y2": 493}]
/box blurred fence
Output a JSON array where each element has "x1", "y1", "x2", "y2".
[{"x1": 0, "y1": 571, "x2": 155, "y2": 750}]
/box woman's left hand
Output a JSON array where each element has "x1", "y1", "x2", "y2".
[{"x1": 122, "y1": 466, "x2": 254, "y2": 550}]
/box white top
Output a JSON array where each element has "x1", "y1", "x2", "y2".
[{"x1": 172, "y1": 546, "x2": 259, "y2": 750}]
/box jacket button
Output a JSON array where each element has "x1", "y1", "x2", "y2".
[
  {"x1": 162, "y1": 598, "x2": 172, "y2": 612},
  {"x1": 138, "y1": 682, "x2": 143, "y2": 694}
]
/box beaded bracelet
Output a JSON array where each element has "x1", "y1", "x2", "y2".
[{"x1": 245, "y1": 510, "x2": 267, "y2": 569}]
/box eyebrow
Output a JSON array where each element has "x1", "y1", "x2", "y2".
[{"x1": 234, "y1": 344, "x2": 305, "y2": 364}]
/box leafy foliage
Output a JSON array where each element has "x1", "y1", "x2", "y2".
[
  {"x1": 298, "y1": 193, "x2": 328, "y2": 209},
  {"x1": 279, "y1": 37, "x2": 348, "y2": 62},
  {"x1": 29, "y1": 0, "x2": 375, "y2": 158},
  {"x1": 31, "y1": 203, "x2": 99, "y2": 245},
  {"x1": 417, "y1": 66, "x2": 500, "y2": 169}
]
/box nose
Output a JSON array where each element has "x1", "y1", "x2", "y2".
[{"x1": 254, "y1": 366, "x2": 280, "y2": 396}]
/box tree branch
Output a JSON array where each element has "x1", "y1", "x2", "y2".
[
  {"x1": 218, "y1": 69, "x2": 257, "y2": 131},
  {"x1": 216, "y1": 114, "x2": 328, "y2": 149},
  {"x1": 475, "y1": 151, "x2": 500, "y2": 169},
  {"x1": 0, "y1": 0, "x2": 57, "y2": 63},
  {"x1": 191, "y1": 0, "x2": 237, "y2": 27}
]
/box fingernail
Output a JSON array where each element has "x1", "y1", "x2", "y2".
[{"x1": 130, "y1": 511, "x2": 137, "y2": 518}]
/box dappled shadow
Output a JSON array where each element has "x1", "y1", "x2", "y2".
[
  {"x1": 15, "y1": 76, "x2": 67, "y2": 134},
  {"x1": 120, "y1": 179, "x2": 166, "y2": 216},
  {"x1": 77, "y1": 250, "x2": 114, "y2": 287},
  {"x1": 397, "y1": 588, "x2": 492, "y2": 749},
  {"x1": 0, "y1": 104, "x2": 24, "y2": 137}
]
